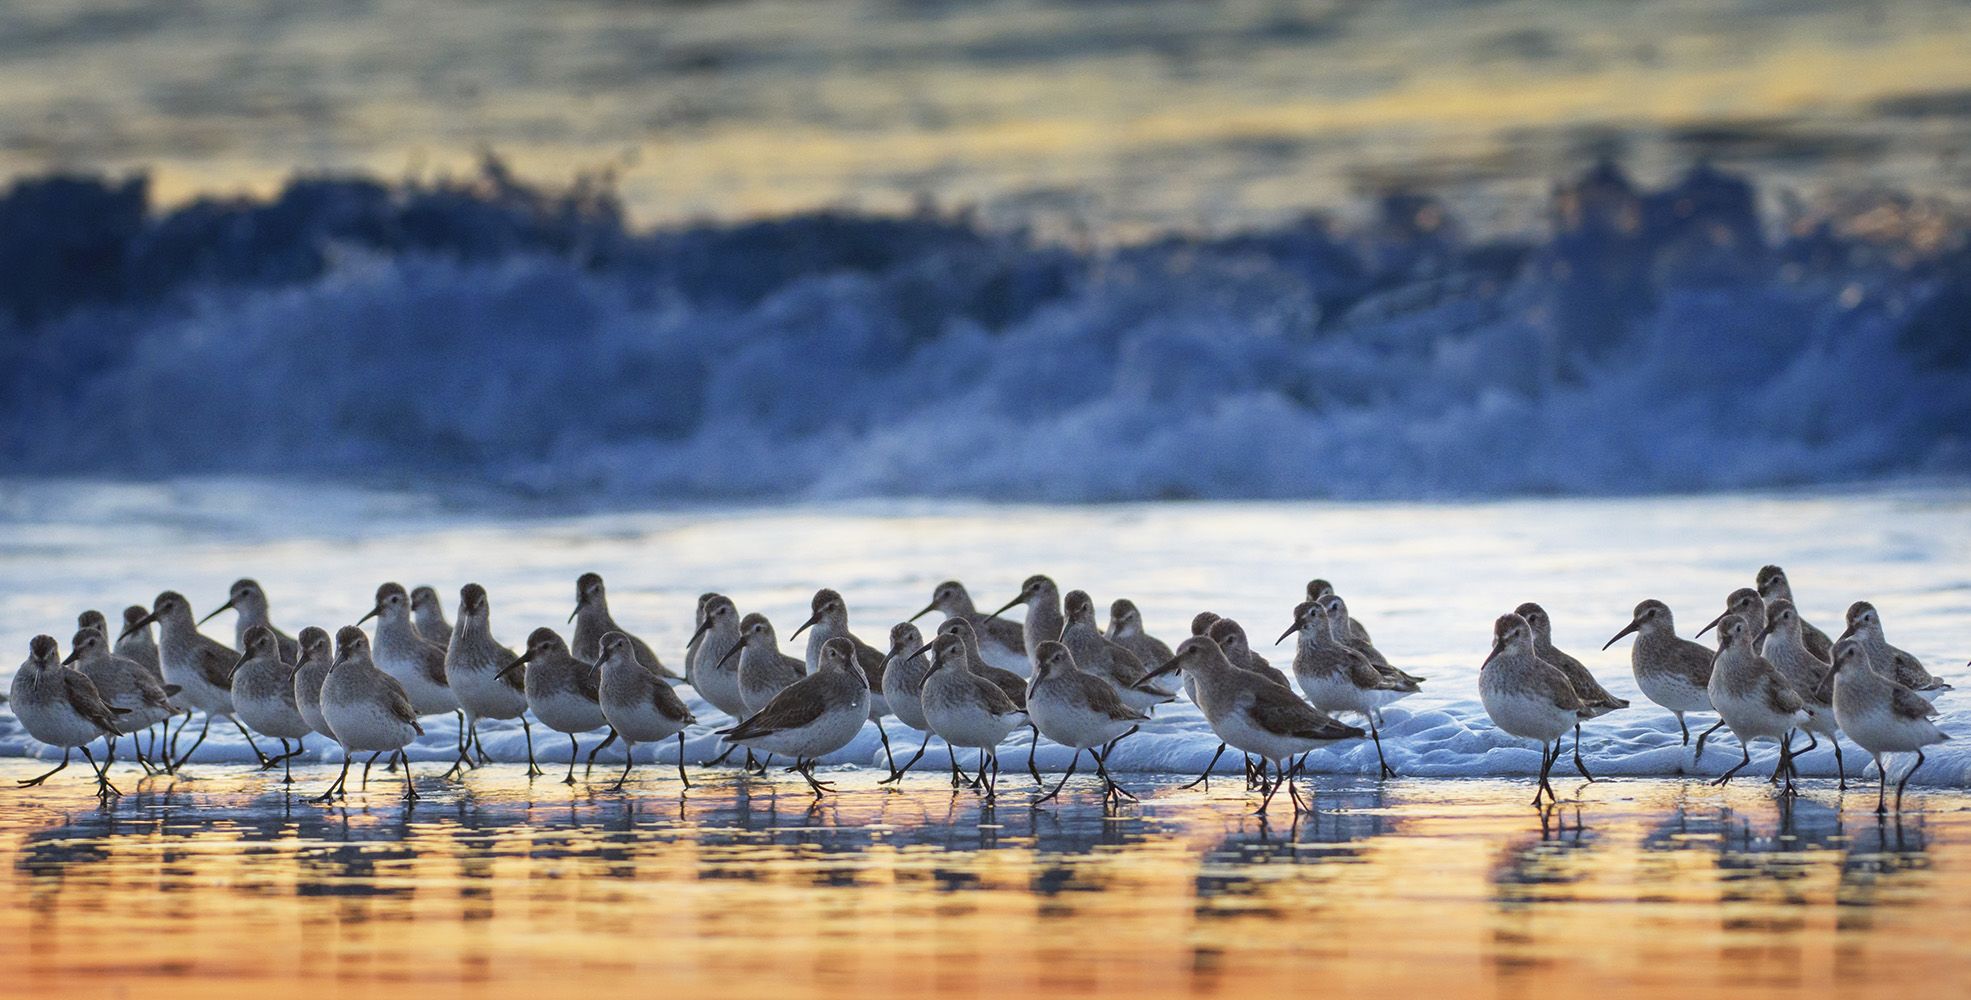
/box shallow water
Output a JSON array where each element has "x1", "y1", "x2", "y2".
[{"x1": 2, "y1": 764, "x2": 1967, "y2": 999}]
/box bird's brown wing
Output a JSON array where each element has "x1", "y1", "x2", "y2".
[
  {"x1": 378, "y1": 674, "x2": 422, "y2": 730},
  {"x1": 197, "y1": 638, "x2": 237, "y2": 690},
  {"x1": 650, "y1": 675, "x2": 696, "y2": 725},
  {"x1": 1892, "y1": 685, "x2": 1941, "y2": 721},
  {"x1": 497, "y1": 648, "x2": 525, "y2": 693},
  {"x1": 1075, "y1": 673, "x2": 1148, "y2": 723},
  {"x1": 1762, "y1": 671, "x2": 1805, "y2": 715},
  {"x1": 631, "y1": 634, "x2": 681, "y2": 680},
  {"x1": 63, "y1": 672, "x2": 126, "y2": 731},
  {"x1": 721, "y1": 678, "x2": 829, "y2": 739},
  {"x1": 1250, "y1": 690, "x2": 1359, "y2": 741}
]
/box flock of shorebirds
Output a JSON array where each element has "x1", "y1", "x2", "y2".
[{"x1": 6, "y1": 565, "x2": 1956, "y2": 816}]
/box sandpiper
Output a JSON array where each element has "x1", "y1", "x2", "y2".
[
  {"x1": 877, "y1": 622, "x2": 936, "y2": 783},
  {"x1": 1515, "y1": 602, "x2": 1628, "y2": 781},
  {"x1": 790, "y1": 589, "x2": 895, "y2": 772},
  {"x1": 1843, "y1": 601, "x2": 1952, "y2": 697},
  {"x1": 1698, "y1": 587, "x2": 1767, "y2": 644},
  {"x1": 683, "y1": 593, "x2": 716, "y2": 676},
  {"x1": 361, "y1": 583, "x2": 462, "y2": 761},
  {"x1": 569, "y1": 572, "x2": 680, "y2": 681},
  {"x1": 718, "y1": 636, "x2": 872, "y2": 796},
  {"x1": 114, "y1": 605, "x2": 162, "y2": 678},
  {"x1": 1603, "y1": 599, "x2": 1723, "y2": 753},
  {"x1": 499, "y1": 628, "x2": 613, "y2": 785},
  {"x1": 936, "y1": 617, "x2": 1041, "y2": 785},
  {"x1": 920, "y1": 631, "x2": 1030, "y2": 802},
  {"x1": 198, "y1": 579, "x2": 301, "y2": 663},
  {"x1": 1306, "y1": 580, "x2": 1372, "y2": 645},
  {"x1": 730, "y1": 613, "x2": 807, "y2": 716},
  {"x1": 316, "y1": 627, "x2": 423, "y2": 802},
  {"x1": 1107, "y1": 599, "x2": 1173, "y2": 668},
  {"x1": 1205, "y1": 618, "x2": 1294, "y2": 691},
  {"x1": 1478, "y1": 614, "x2": 1595, "y2": 807},
  {"x1": 597, "y1": 631, "x2": 697, "y2": 790},
  {"x1": 1027, "y1": 640, "x2": 1147, "y2": 806},
  {"x1": 1317, "y1": 592, "x2": 1390, "y2": 667},
  {"x1": 1823, "y1": 637, "x2": 1949, "y2": 813},
  {"x1": 442, "y1": 583, "x2": 540, "y2": 776},
  {"x1": 1059, "y1": 590, "x2": 1173, "y2": 712},
  {"x1": 1706, "y1": 615, "x2": 1813, "y2": 793},
  {"x1": 292, "y1": 627, "x2": 337, "y2": 747},
  {"x1": 410, "y1": 585, "x2": 454, "y2": 647},
  {"x1": 64, "y1": 627, "x2": 175, "y2": 774},
  {"x1": 986, "y1": 575, "x2": 1065, "y2": 664},
  {"x1": 1151, "y1": 636, "x2": 1362, "y2": 814},
  {"x1": 124, "y1": 591, "x2": 275, "y2": 769},
  {"x1": 1756, "y1": 565, "x2": 1833, "y2": 660},
  {"x1": 228, "y1": 626, "x2": 313, "y2": 783},
  {"x1": 686, "y1": 595, "x2": 753, "y2": 765},
  {"x1": 12, "y1": 636, "x2": 125, "y2": 798},
  {"x1": 1279, "y1": 600, "x2": 1416, "y2": 777},
  {"x1": 1761, "y1": 599, "x2": 1846, "y2": 787},
  {"x1": 910, "y1": 580, "x2": 1031, "y2": 675}
]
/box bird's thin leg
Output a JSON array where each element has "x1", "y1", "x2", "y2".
[
  {"x1": 798, "y1": 759, "x2": 828, "y2": 797},
  {"x1": 282, "y1": 742, "x2": 294, "y2": 786},
  {"x1": 401, "y1": 755, "x2": 417, "y2": 801},
  {"x1": 1183, "y1": 743, "x2": 1228, "y2": 791},
  {"x1": 362, "y1": 751, "x2": 382, "y2": 789},
  {"x1": 880, "y1": 732, "x2": 930, "y2": 785},
  {"x1": 875, "y1": 718, "x2": 897, "y2": 775},
  {"x1": 1571, "y1": 723, "x2": 1597, "y2": 782},
  {"x1": 1895, "y1": 750, "x2": 1927, "y2": 812},
  {"x1": 612, "y1": 740, "x2": 635, "y2": 791},
  {"x1": 1095, "y1": 744, "x2": 1136, "y2": 802},
  {"x1": 948, "y1": 745, "x2": 962, "y2": 789},
  {"x1": 1033, "y1": 750, "x2": 1080, "y2": 806},
  {"x1": 313, "y1": 752, "x2": 352, "y2": 803},
  {"x1": 1833, "y1": 738, "x2": 1847, "y2": 791},
  {"x1": 564, "y1": 734, "x2": 580, "y2": 785},
  {"x1": 1676, "y1": 711, "x2": 1689, "y2": 746},
  {"x1": 585, "y1": 729, "x2": 618, "y2": 777},
  {"x1": 1370, "y1": 715, "x2": 1396, "y2": 779},
  {"x1": 1532, "y1": 741, "x2": 1554, "y2": 807},
  {"x1": 170, "y1": 716, "x2": 213, "y2": 772},
  {"x1": 19, "y1": 749, "x2": 71, "y2": 787},
  {"x1": 1694, "y1": 719, "x2": 1726, "y2": 762},
  {"x1": 1874, "y1": 753, "x2": 1888, "y2": 814},
  {"x1": 81, "y1": 745, "x2": 120, "y2": 798},
  {"x1": 1712, "y1": 744, "x2": 1752, "y2": 786},
  {"x1": 674, "y1": 730, "x2": 692, "y2": 789},
  {"x1": 232, "y1": 718, "x2": 274, "y2": 768},
  {"x1": 1256, "y1": 759, "x2": 1284, "y2": 815},
  {"x1": 1288, "y1": 755, "x2": 1311, "y2": 813},
  {"x1": 523, "y1": 717, "x2": 543, "y2": 776},
  {"x1": 1799, "y1": 730, "x2": 1819, "y2": 754},
  {"x1": 1026, "y1": 724, "x2": 1043, "y2": 787},
  {"x1": 708, "y1": 741, "x2": 741, "y2": 766}
]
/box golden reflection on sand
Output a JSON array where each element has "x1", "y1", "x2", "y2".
[{"x1": 0, "y1": 762, "x2": 1963, "y2": 998}]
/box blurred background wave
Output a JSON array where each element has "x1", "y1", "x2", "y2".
[{"x1": 2, "y1": 0, "x2": 1967, "y2": 501}]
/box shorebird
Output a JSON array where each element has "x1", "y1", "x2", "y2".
[
  {"x1": 316, "y1": 627, "x2": 423, "y2": 802},
  {"x1": 935, "y1": 617, "x2": 1040, "y2": 783},
  {"x1": 1478, "y1": 613, "x2": 1595, "y2": 807},
  {"x1": 877, "y1": 622, "x2": 936, "y2": 783},
  {"x1": 291, "y1": 627, "x2": 337, "y2": 750},
  {"x1": 731, "y1": 613, "x2": 807, "y2": 716},
  {"x1": 1843, "y1": 601, "x2": 1952, "y2": 697},
  {"x1": 360, "y1": 583, "x2": 461, "y2": 760},
  {"x1": 1515, "y1": 603, "x2": 1628, "y2": 781},
  {"x1": 1027, "y1": 640, "x2": 1147, "y2": 806},
  {"x1": 569, "y1": 572, "x2": 680, "y2": 681},
  {"x1": 597, "y1": 631, "x2": 697, "y2": 790},
  {"x1": 198, "y1": 578, "x2": 301, "y2": 663},
  {"x1": 1306, "y1": 580, "x2": 1372, "y2": 644},
  {"x1": 1699, "y1": 588, "x2": 1768, "y2": 645},
  {"x1": 410, "y1": 586, "x2": 453, "y2": 647},
  {"x1": 228, "y1": 626, "x2": 312, "y2": 783},
  {"x1": 790, "y1": 589, "x2": 894, "y2": 773},
  {"x1": 1107, "y1": 599, "x2": 1173, "y2": 668},
  {"x1": 910, "y1": 580, "x2": 1031, "y2": 675},
  {"x1": 114, "y1": 605, "x2": 162, "y2": 678},
  {"x1": 124, "y1": 591, "x2": 275, "y2": 769},
  {"x1": 1149, "y1": 636, "x2": 1361, "y2": 814},
  {"x1": 1823, "y1": 637, "x2": 1949, "y2": 813},
  {"x1": 986, "y1": 575, "x2": 1065, "y2": 664},
  {"x1": 1279, "y1": 600, "x2": 1416, "y2": 778},
  {"x1": 1756, "y1": 565, "x2": 1833, "y2": 660},
  {"x1": 686, "y1": 595, "x2": 752, "y2": 765},
  {"x1": 499, "y1": 628, "x2": 613, "y2": 785},
  {"x1": 1206, "y1": 618, "x2": 1294, "y2": 690},
  {"x1": 919, "y1": 631, "x2": 1029, "y2": 802},
  {"x1": 1762, "y1": 599, "x2": 1846, "y2": 787},
  {"x1": 1317, "y1": 592, "x2": 1389, "y2": 667},
  {"x1": 64, "y1": 627, "x2": 175, "y2": 774},
  {"x1": 1059, "y1": 590, "x2": 1174, "y2": 712},
  {"x1": 1604, "y1": 599, "x2": 1723, "y2": 753},
  {"x1": 683, "y1": 593, "x2": 716, "y2": 677},
  {"x1": 718, "y1": 636, "x2": 872, "y2": 796},
  {"x1": 12, "y1": 636, "x2": 125, "y2": 798},
  {"x1": 442, "y1": 583, "x2": 540, "y2": 777},
  {"x1": 1706, "y1": 615, "x2": 1813, "y2": 793}
]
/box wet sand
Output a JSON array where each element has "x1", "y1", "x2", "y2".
[{"x1": 1, "y1": 761, "x2": 1965, "y2": 999}]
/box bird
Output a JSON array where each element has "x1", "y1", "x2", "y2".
[
  {"x1": 410, "y1": 585, "x2": 454, "y2": 647},
  {"x1": 1515, "y1": 602, "x2": 1628, "y2": 782},
  {"x1": 1761, "y1": 599, "x2": 1846, "y2": 788},
  {"x1": 789, "y1": 589, "x2": 894, "y2": 773},
  {"x1": 597, "y1": 631, "x2": 697, "y2": 790},
  {"x1": 569, "y1": 572, "x2": 680, "y2": 681},
  {"x1": 683, "y1": 592, "x2": 717, "y2": 679},
  {"x1": 113, "y1": 604, "x2": 162, "y2": 679},
  {"x1": 1306, "y1": 579, "x2": 1372, "y2": 645},
  {"x1": 291, "y1": 627, "x2": 337, "y2": 750},
  {"x1": 1824, "y1": 637, "x2": 1949, "y2": 813},
  {"x1": 1026, "y1": 640, "x2": 1147, "y2": 807},
  {"x1": 197, "y1": 578, "x2": 301, "y2": 663},
  {"x1": 878, "y1": 622, "x2": 937, "y2": 784},
  {"x1": 1843, "y1": 601, "x2": 1952, "y2": 697},
  {"x1": 1058, "y1": 590, "x2": 1173, "y2": 713},
  {"x1": 1315, "y1": 592, "x2": 1394, "y2": 671},
  {"x1": 731, "y1": 613, "x2": 807, "y2": 717},
  {"x1": 360, "y1": 583, "x2": 461, "y2": 760},
  {"x1": 1205, "y1": 618, "x2": 1293, "y2": 691},
  {"x1": 1698, "y1": 587, "x2": 1767, "y2": 644},
  {"x1": 11, "y1": 635, "x2": 125, "y2": 799},
  {"x1": 718, "y1": 636, "x2": 872, "y2": 796},
  {"x1": 1106, "y1": 599, "x2": 1173, "y2": 669},
  {"x1": 499, "y1": 628, "x2": 613, "y2": 785},
  {"x1": 1477, "y1": 613, "x2": 1595, "y2": 807},
  {"x1": 686, "y1": 594, "x2": 748, "y2": 729},
  {"x1": 124, "y1": 591, "x2": 275, "y2": 770},
  {"x1": 227, "y1": 626, "x2": 312, "y2": 784},
  {"x1": 985, "y1": 575, "x2": 1066, "y2": 665},
  {"x1": 442, "y1": 583, "x2": 540, "y2": 777},
  {"x1": 316, "y1": 627, "x2": 423, "y2": 802},
  {"x1": 1149, "y1": 636, "x2": 1361, "y2": 814},
  {"x1": 1755, "y1": 565, "x2": 1832, "y2": 660},
  {"x1": 1278, "y1": 599, "x2": 1416, "y2": 778},
  {"x1": 1603, "y1": 599, "x2": 1724, "y2": 754},
  {"x1": 909, "y1": 580, "x2": 1030, "y2": 675},
  {"x1": 1705, "y1": 614, "x2": 1813, "y2": 794},
  {"x1": 919, "y1": 631, "x2": 1030, "y2": 802},
  {"x1": 935, "y1": 617, "x2": 1037, "y2": 783},
  {"x1": 64, "y1": 626, "x2": 176, "y2": 775}
]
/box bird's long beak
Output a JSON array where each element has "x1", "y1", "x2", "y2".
[
  {"x1": 119, "y1": 611, "x2": 160, "y2": 640},
  {"x1": 983, "y1": 594, "x2": 1023, "y2": 622},
  {"x1": 1602, "y1": 619, "x2": 1640, "y2": 650},
  {"x1": 196, "y1": 598, "x2": 237, "y2": 627},
  {"x1": 567, "y1": 607, "x2": 579, "y2": 624},
  {"x1": 1143, "y1": 656, "x2": 1182, "y2": 682},
  {"x1": 1759, "y1": 617, "x2": 1779, "y2": 641},
  {"x1": 688, "y1": 618, "x2": 714, "y2": 645},
  {"x1": 357, "y1": 605, "x2": 381, "y2": 625},
  {"x1": 789, "y1": 612, "x2": 822, "y2": 639},
  {"x1": 714, "y1": 641, "x2": 744, "y2": 671},
  {"x1": 907, "y1": 602, "x2": 936, "y2": 623},
  {"x1": 1480, "y1": 638, "x2": 1505, "y2": 670},
  {"x1": 1695, "y1": 611, "x2": 1726, "y2": 637},
  {"x1": 1274, "y1": 620, "x2": 1303, "y2": 645},
  {"x1": 60, "y1": 649, "x2": 79, "y2": 665},
  {"x1": 227, "y1": 651, "x2": 250, "y2": 679},
  {"x1": 495, "y1": 650, "x2": 536, "y2": 681},
  {"x1": 1838, "y1": 621, "x2": 1859, "y2": 640},
  {"x1": 902, "y1": 642, "x2": 932, "y2": 661}
]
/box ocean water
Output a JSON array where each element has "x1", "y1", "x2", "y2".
[{"x1": 3, "y1": 478, "x2": 1966, "y2": 792}]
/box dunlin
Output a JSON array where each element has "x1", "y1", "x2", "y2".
[
  {"x1": 718, "y1": 636, "x2": 872, "y2": 796},
  {"x1": 1823, "y1": 637, "x2": 1949, "y2": 813},
  {"x1": 228, "y1": 626, "x2": 313, "y2": 783},
  {"x1": 1706, "y1": 615, "x2": 1813, "y2": 793},
  {"x1": 1478, "y1": 614, "x2": 1594, "y2": 807},
  {"x1": 124, "y1": 591, "x2": 275, "y2": 769},
  {"x1": 597, "y1": 631, "x2": 697, "y2": 790},
  {"x1": 920, "y1": 631, "x2": 1029, "y2": 802},
  {"x1": 910, "y1": 580, "x2": 1030, "y2": 675},
  {"x1": 877, "y1": 622, "x2": 936, "y2": 783},
  {"x1": 1279, "y1": 600, "x2": 1416, "y2": 778},
  {"x1": 1756, "y1": 565, "x2": 1833, "y2": 660},
  {"x1": 1515, "y1": 602, "x2": 1629, "y2": 782},
  {"x1": 570, "y1": 572, "x2": 680, "y2": 681},
  {"x1": 790, "y1": 589, "x2": 894, "y2": 773},
  {"x1": 986, "y1": 575, "x2": 1065, "y2": 665},
  {"x1": 198, "y1": 578, "x2": 301, "y2": 663},
  {"x1": 1761, "y1": 599, "x2": 1845, "y2": 787},
  {"x1": 500, "y1": 628, "x2": 612, "y2": 785},
  {"x1": 410, "y1": 585, "x2": 454, "y2": 647},
  {"x1": 12, "y1": 636, "x2": 125, "y2": 798},
  {"x1": 1843, "y1": 601, "x2": 1952, "y2": 697},
  {"x1": 64, "y1": 627, "x2": 175, "y2": 775},
  {"x1": 442, "y1": 583, "x2": 539, "y2": 776},
  {"x1": 1027, "y1": 641, "x2": 1147, "y2": 806},
  {"x1": 1603, "y1": 600, "x2": 1724, "y2": 754},
  {"x1": 316, "y1": 627, "x2": 423, "y2": 802}
]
